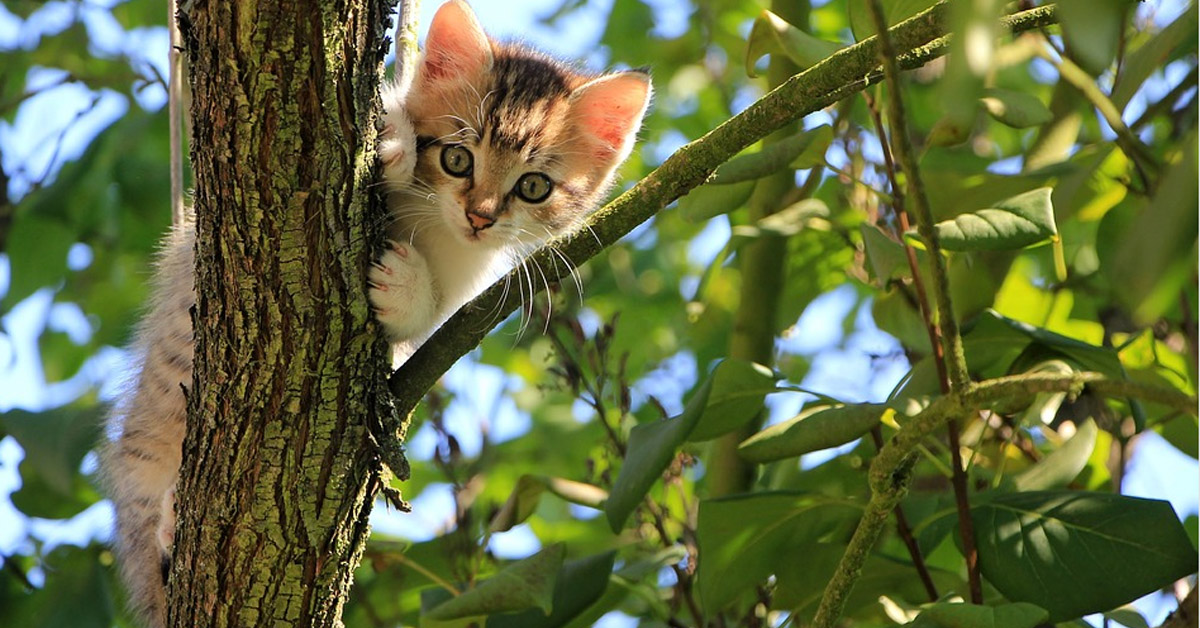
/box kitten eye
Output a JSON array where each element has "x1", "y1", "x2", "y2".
[
  {"x1": 515, "y1": 173, "x2": 553, "y2": 203},
  {"x1": 440, "y1": 145, "x2": 473, "y2": 177}
]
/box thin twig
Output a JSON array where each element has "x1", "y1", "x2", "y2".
[
  {"x1": 169, "y1": 0, "x2": 185, "y2": 226},
  {"x1": 864, "y1": 0, "x2": 980, "y2": 604},
  {"x1": 393, "y1": 0, "x2": 421, "y2": 92}
]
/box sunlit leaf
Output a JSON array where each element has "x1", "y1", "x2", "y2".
[
  {"x1": 910, "y1": 188, "x2": 1056, "y2": 252},
  {"x1": 738, "y1": 403, "x2": 887, "y2": 463},
  {"x1": 745, "y1": 10, "x2": 844, "y2": 78},
  {"x1": 490, "y1": 476, "x2": 607, "y2": 532},
  {"x1": 1013, "y1": 419, "x2": 1097, "y2": 490}
]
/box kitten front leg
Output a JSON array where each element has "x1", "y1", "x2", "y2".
[{"x1": 369, "y1": 239, "x2": 438, "y2": 342}]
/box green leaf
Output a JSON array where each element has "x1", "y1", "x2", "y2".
[
  {"x1": 708, "y1": 126, "x2": 833, "y2": 186},
  {"x1": 110, "y1": 0, "x2": 167, "y2": 29},
  {"x1": 972, "y1": 491, "x2": 1198, "y2": 621},
  {"x1": 696, "y1": 492, "x2": 860, "y2": 612},
  {"x1": 1158, "y1": 414, "x2": 1198, "y2": 459},
  {"x1": 605, "y1": 359, "x2": 776, "y2": 531},
  {"x1": 1012, "y1": 419, "x2": 1097, "y2": 491},
  {"x1": 604, "y1": 393, "x2": 705, "y2": 532},
  {"x1": 1107, "y1": 137, "x2": 1198, "y2": 324},
  {"x1": 911, "y1": 188, "x2": 1057, "y2": 252},
  {"x1": 738, "y1": 403, "x2": 887, "y2": 464},
  {"x1": 1057, "y1": 0, "x2": 1133, "y2": 76},
  {"x1": 422, "y1": 544, "x2": 565, "y2": 628},
  {"x1": 905, "y1": 601, "x2": 1049, "y2": 628},
  {"x1": 980, "y1": 88, "x2": 1053, "y2": 128},
  {"x1": 490, "y1": 476, "x2": 607, "y2": 532},
  {"x1": 861, "y1": 224, "x2": 921, "y2": 282},
  {"x1": 730, "y1": 199, "x2": 829, "y2": 240},
  {"x1": 678, "y1": 180, "x2": 754, "y2": 222},
  {"x1": 7, "y1": 544, "x2": 114, "y2": 628},
  {"x1": 2, "y1": 215, "x2": 75, "y2": 306},
  {"x1": 1110, "y1": 4, "x2": 1197, "y2": 108},
  {"x1": 487, "y1": 552, "x2": 615, "y2": 628},
  {"x1": 686, "y1": 358, "x2": 778, "y2": 442},
  {"x1": 0, "y1": 407, "x2": 102, "y2": 495},
  {"x1": 1103, "y1": 608, "x2": 1151, "y2": 628},
  {"x1": 745, "y1": 10, "x2": 844, "y2": 78},
  {"x1": 847, "y1": 0, "x2": 940, "y2": 42}
]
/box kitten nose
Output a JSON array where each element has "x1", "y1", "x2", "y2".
[{"x1": 466, "y1": 211, "x2": 495, "y2": 231}]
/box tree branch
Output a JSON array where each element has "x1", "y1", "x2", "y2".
[{"x1": 387, "y1": 2, "x2": 1060, "y2": 420}]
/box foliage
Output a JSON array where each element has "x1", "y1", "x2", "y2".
[{"x1": 0, "y1": 0, "x2": 1197, "y2": 627}]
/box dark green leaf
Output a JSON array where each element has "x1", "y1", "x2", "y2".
[
  {"x1": 607, "y1": 359, "x2": 773, "y2": 530},
  {"x1": 422, "y1": 544, "x2": 565, "y2": 627},
  {"x1": 972, "y1": 491, "x2": 1197, "y2": 621},
  {"x1": 1057, "y1": 0, "x2": 1133, "y2": 75},
  {"x1": 487, "y1": 552, "x2": 615, "y2": 628},
  {"x1": 709, "y1": 126, "x2": 833, "y2": 185},
  {"x1": 686, "y1": 358, "x2": 778, "y2": 442},
  {"x1": 696, "y1": 492, "x2": 860, "y2": 612},
  {"x1": 847, "y1": 0, "x2": 940, "y2": 42},
  {"x1": 905, "y1": 601, "x2": 1049, "y2": 628},
  {"x1": 8, "y1": 545, "x2": 115, "y2": 628},
  {"x1": 678, "y1": 180, "x2": 754, "y2": 223},
  {"x1": 1111, "y1": 4, "x2": 1197, "y2": 108}
]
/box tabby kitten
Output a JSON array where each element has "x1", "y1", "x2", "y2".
[{"x1": 102, "y1": 1, "x2": 651, "y2": 626}]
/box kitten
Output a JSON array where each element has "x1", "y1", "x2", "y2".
[{"x1": 101, "y1": 1, "x2": 651, "y2": 626}]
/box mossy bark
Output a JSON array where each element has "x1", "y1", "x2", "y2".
[{"x1": 170, "y1": 1, "x2": 400, "y2": 626}]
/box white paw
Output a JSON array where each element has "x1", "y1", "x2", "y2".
[
  {"x1": 379, "y1": 97, "x2": 418, "y2": 190},
  {"x1": 369, "y1": 240, "x2": 437, "y2": 341}
]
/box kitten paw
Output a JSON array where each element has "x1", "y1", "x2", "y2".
[
  {"x1": 379, "y1": 99, "x2": 418, "y2": 189},
  {"x1": 369, "y1": 240, "x2": 437, "y2": 341},
  {"x1": 156, "y1": 485, "x2": 176, "y2": 554}
]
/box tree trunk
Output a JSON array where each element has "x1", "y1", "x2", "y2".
[{"x1": 170, "y1": 1, "x2": 400, "y2": 626}]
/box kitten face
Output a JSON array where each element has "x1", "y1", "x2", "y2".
[{"x1": 401, "y1": 0, "x2": 651, "y2": 251}]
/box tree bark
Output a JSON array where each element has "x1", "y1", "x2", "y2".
[{"x1": 171, "y1": 1, "x2": 400, "y2": 626}]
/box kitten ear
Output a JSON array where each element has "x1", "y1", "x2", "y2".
[
  {"x1": 568, "y1": 71, "x2": 652, "y2": 166},
  {"x1": 420, "y1": 0, "x2": 493, "y2": 82}
]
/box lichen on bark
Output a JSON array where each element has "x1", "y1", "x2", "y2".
[{"x1": 171, "y1": 1, "x2": 402, "y2": 626}]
